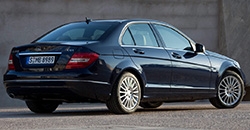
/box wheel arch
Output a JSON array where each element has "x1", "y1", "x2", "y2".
[
  {"x1": 216, "y1": 61, "x2": 245, "y2": 87},
  {"x1": 109, "y1": 61, "x2": 146, "y2": 98},
  {"x1": 222, "y1": 67, "x2": 246, "y2": 91},
  {"x1": 226, "y1": 67, "x2": 244, "y2": 79},
  {"x1": 122, "y1": 68, "x2": 146, "y2": 93}
]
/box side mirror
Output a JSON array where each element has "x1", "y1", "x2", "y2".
[{"x1": 195, "y1": 43, "x2": 205, "y2": 53}]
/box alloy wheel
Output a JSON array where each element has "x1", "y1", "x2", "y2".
[
  {"x1": 118, "y1": 76, "x2": 140, "y2": 110},
  {"x1": 218, "y1": 75, "x2": 242, "y2": 106}
]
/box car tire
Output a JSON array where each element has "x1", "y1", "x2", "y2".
[
  {"x1": 209, "y1": 70, "x2": 245, "y2": 108},
  {"x1": 106, "y1": 72, "x2": 141, "y2": 114},
  {"x1": 140, "y1": 102, "x2": 163, "y2": 108},
  {"x1": 25, "y1": 101, "x2": 59, "y2": 113}
]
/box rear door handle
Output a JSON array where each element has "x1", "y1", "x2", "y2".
[
  {"x1": 171, "y1": 52, "x2": 181, "y2": 59},
  {"x1": 133, "y1": 48, "x2": 145, "y2": 54}
]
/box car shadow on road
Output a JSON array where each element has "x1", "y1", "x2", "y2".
[
  {"x1": 0, "y1": 103, "x2": 216, "y2": 118},
  {"x1": 137, "y1": 106, "x2": 215, "y2": 113}
]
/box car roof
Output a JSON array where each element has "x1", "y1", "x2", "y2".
[
  {"x1": 92, "y1": 19, "x2": 158, "y2": 22},
  {"x1": 71, "y1": 18, "x2": 167, "y2": 25},
  {"x1": 69, "y1": 19, "x2": 174, "y2": 29}
]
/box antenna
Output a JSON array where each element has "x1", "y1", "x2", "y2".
[{"x1": 85, "y1": 17, "x2": 92, "y2": 24}]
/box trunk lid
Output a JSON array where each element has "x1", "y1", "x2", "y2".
[{"x1": 11, "y1": 42, "x2": 81, "y2": 72}]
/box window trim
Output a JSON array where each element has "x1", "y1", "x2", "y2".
[
  {"x1": 119, "y1": 22, "x2": 161, "y2": 48},
  {"x1": 121, "y1": 28, "x2": 135, "y2": 46},
  {"x1": 151, "y1": 23, "x2": 196, "y2": 51}
]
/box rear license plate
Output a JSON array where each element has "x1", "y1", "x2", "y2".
[{"x1": 26, "y1": 56, "x2": 55, "y2": 64}]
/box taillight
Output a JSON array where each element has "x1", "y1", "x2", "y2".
[
  {"x1": 8, "y1": 54, "x2": 15, "y2": 70},
  {"x1": 65, "y1": 52, "x2": 99, "y2": 69}
]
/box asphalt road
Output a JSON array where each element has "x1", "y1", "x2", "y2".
[{"x1": 0, "y1": 101, "x2": 250, "y2": 130}]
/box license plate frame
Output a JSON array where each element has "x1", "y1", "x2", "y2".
[{"x1": 26, "y1": 56, "x2": 55, "y2": 65}]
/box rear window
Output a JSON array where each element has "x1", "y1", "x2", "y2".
[{"x1": 36, "y1": 22, "x2": 119, "y2": 42}]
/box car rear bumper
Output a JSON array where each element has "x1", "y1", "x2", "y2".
[{"x1": 4, "y1": 79, "x2": 112, "y2": 102}]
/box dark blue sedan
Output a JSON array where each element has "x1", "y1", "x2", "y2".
[{"x1": 4, "y1": 19, "x2": 245, "y2": 114}]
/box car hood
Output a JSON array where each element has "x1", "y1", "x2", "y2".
[
  {"x1": 206, "y1": 50, "x2": 242, "y2": 68},
  {"x1": 206, "y1": 50, "x2": 236, "y2": 62},
  {"x1": 206, "y1": 50, "x2": 228, "y2": 59}
]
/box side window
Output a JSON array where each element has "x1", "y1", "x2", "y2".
[
  {"x1": 122, "y1": 29, "x2": 135, "y2": 45},
  {"x1": 128, "y1": 24, "x2": 158, "y2": 47},
  {"x1": 154, "y1": 24, "x2": 192, "y2": 50}
]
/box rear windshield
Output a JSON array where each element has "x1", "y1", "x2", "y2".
[{"x1": 36, "y1": 22, "x2": 119, "y2": 42}]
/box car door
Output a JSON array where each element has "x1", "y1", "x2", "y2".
[
  {"x1": 121, "y1": 23, "x2": 172, "y2": 97},
  {"x1": 153, "y1": 24, "x2": 212, "y2": 94}
]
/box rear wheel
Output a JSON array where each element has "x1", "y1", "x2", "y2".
[
  {"x1": 209, "y1": 71, "x2": 244, "y2": 108},
  {"x1": 140, "y1": 102, "x2": 163, "y2": 108},
  {"x1": 25, "y1": 101, "x2": 59, "y2": 113},
  {"x1": 106, "y1": 72, "x2": 141, "y2": 114}
]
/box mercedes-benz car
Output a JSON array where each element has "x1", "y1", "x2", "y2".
[{"x1": 3, "y1": 19, "x2": 245, "y2": 114}]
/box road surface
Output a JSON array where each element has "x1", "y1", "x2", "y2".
[{"x1": 0, "y1": 101, "x2": 250, "y2": 130}]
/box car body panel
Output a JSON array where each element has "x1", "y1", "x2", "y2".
[
  {"x1": 168, "y1": 49, "x2": 212, "y2": 90},
  {"x1": 122, "y1": 46, "x2": 172, "y2": 98}
]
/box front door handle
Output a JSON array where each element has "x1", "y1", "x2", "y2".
[
  {"x1": 171, "y1": 52, "x2": 181, "y2": 59},
  {"x1": 133, "y1": 48, "x2": 145, "y2": 54}
]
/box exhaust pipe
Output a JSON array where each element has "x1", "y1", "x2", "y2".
[{"x1": 9, "y1": 93, "x2": 15, "y2": 98}]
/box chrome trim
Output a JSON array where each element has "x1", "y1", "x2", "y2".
[
  {"x1": 4, "y1": 79, "x2": 110, "y2": 85},
  {"x1": 19, "y1": 52, "x2": 62, "y2": 56},
  {"x1": 146, "y1": 83, "x2": 171, "y2": 88},
  {"x1": 146, "y1": 83, "x2": 214, "y2": 90},
  {"x1": 171, "y1": 85, "x2": 215, "y2": 90}
]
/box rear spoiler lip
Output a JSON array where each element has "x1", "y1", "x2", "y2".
[{"x1": 33, "y1": 41, "x2": 99, "y2": 46}]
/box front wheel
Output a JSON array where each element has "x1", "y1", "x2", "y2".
[
  {"x1": 106, "y1": 72, "x2": 141, "y2": 114},
  {"x1": 209, "y1": 71, "x2": 245, "y2": 108},
  {"x1": 25, "y1": 101, "x2": 59, "y2": 113}
]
